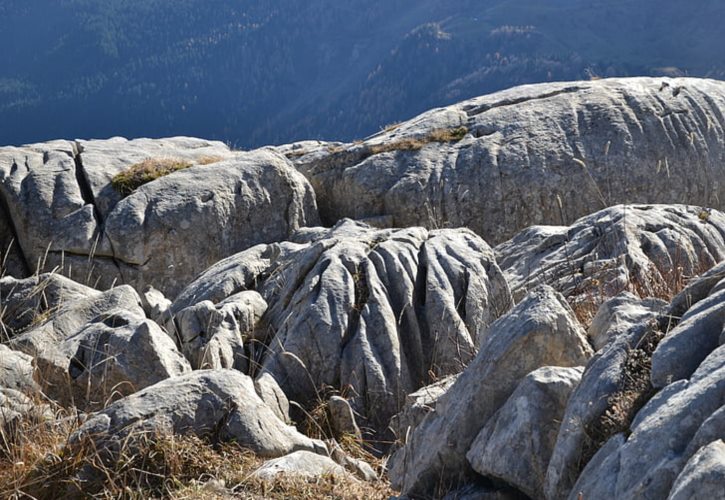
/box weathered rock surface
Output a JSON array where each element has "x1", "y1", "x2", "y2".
[
  {"x1": 570, "y1": 343, "x2": 725, "y2": 499},
  {"x1": 466, "y1": 366, "x2": 583, "y2": 500},
  {"x1": 588, "y1": 292, "x2": 667, "y2": 351},
  {"x1": 388, "y1": 374, "x2": 458, "y2": 443},
  {"x1": 668, "y1": 440, "x2": 725, "y2": 500},
  {"x1": 291, "y1": 78, "x2": 725, "y2": 244},
  {"x1": 173, "y1": 220, "x2": 512, "y2": 435},
  {"x1": 0, "y1": 388, "x2": 52, "y2": 428},
  {"x1": 71, "y1": 370, "x2": 326, "y2": 459},
  {"x1": 328, "y1": 396, "x2": 361, "y2": 438},
  {"x1": 652, "y1": 260, "x2": 725, "y2": 387},
  {"x1": 0, "y1": 138, "x2": 319, "y2": 297},
  {"x1": 253, "y1": 450, "x2": 348, "y2": 480},
  {"x1": 172, "y1": 291, "x2": 267, "y2": 371},
  {"x1": 0, "y1": 344, "x2": 37, "y2": 393},
  {"x1": 388, "y1": 286, "x2": 592, "y2": 496},
  {"x1": 495, "y1": 204, "x2": 725, "y2": 306}
]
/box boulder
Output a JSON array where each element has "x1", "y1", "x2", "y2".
[
  {"x1": 253, "y1": 450, "x2": 348, "y2": 480},
  {"x1": 328, "y1": 396, "x2": 361, "y2": 439},
  {"x1": 668, "y1": 440, "x2": 725, "y2": 500},
  {"x1": 388, "y1": 286, "x2": 592, "y2": 496},
  {"x1": 291, "y1": 78, "x2": 725, "y2": 244},
  {"x1": 652, "y1": 261, "x2": 725, "y2": 387},
  {"x1": 495, "y1": 204, "x2": 725, "y2": 307},
  {"x1": 569, "y1": 343, "x2": 725, "y2": 499},
  {"x1": 173, "y1": 220, "x2": 512, "y2": 435},
  {"x1": 254, "y1": 372, "x2": 291, "y2": 424},
  {"x1": 0, "y1": 139, "x2": 320, "y2": 297},
  {"x1": 0, "y1": 388, "x2": 52, "y2": 428},
  {"x1": 588, "y1": 292, "x2": 667, "y2": 350},
  {"x1": 466, "y1": 366, "x2": 583, "y2": 499},
  {"x1": 71, "y1": 370, "x2": 327, "y2": 459}
]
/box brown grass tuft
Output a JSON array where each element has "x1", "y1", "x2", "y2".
[{"x1": 110, "y1": 156, "x2": 225, "y2": 196}]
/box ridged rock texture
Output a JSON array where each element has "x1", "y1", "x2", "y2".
[
  {"x1": 289, "y1": 77, "x2": 725, "y2": 244},
  {"x1": 0, "y1": 137, "x2": 319, "y2": 297},
  {"x1": 170, "y1": 219, "x2": 512, "y2": 435}
]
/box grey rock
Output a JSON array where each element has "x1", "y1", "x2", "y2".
[
  {"x1": 328, "y1": 396, "x2": 361, "y2": 438},
  {"x1": 253, "y1": 450, "x2": 348, "y2": 480},
  {"x1": 0, "y1": 273, "x2": 99, "y2": 336},
  {"x1": 71, "y1": 370, "x2": 326, "y2": 459},
  {"x1": 668, "y1": 440, "x2": 725, "y2": 500},
  {"x1": 389, "y1": 374, "x2": 458, "y2": 444},
  {"x1": 254, "y1": 372, "x2": 291, "y2": 424},
  {"x1": 495, "y1": 204, "x2": 725, "y2": 306},
  {"x1": 569, "y1": 343, "x2": 725, "y2": 499},
  {"x1": 466, "y1": 366, "x2": 583, "y2": 499},
  {"x1": 589, "y1": 292, "x2": 667, "y2": 351},
  {"x1": 440, "y1": 482, "x2": 528, "y2": 500},
  {"x1": 173, "y1": 291, "x2": 267, "y2": 371},
  {"x1": 0, "y1": 387, "x2": 52, "y2": 428},
  {"x1": 652, "y1": 262, "x2": 725, "y2": 387},
  {"x1": 0, "y1": 139, "x2": 320, "y2": 298},
  {"x1": 329, "y1": 442, "x2": 378, "y2": 481},
  {"x1": 388, "y1": 286, "x2": 592, "y2": 496},
  {"x1": 140, "y1": 285, "x2": 171, "y2": 324},
  {"x1": 174, "y1": 220, "x2": 512, "y2": 435},
  {"x1": 294, "y1": 78, "x2": 725, "y2": 245},
  {"x1": 0, "y1": 344, "x2": 37, "y2": 393}
]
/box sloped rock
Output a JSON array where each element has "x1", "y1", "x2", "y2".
[
  {"x1": 173, "y1": 291, "x2": 267, "y2": 371},
  {"x1": 668, "y1": 440, "x2": 725, "y2": 500},
  {"x1": 569, "y1": 343, "x2": 725, "y2": 499},
  {"x1": 388, "y1": 286, "x2": 592, "y2": 496},
  {"x1": 0, "y1": 139, "x2": 319, "y2": 297},
  {"x1": 0, "y1": 273, "x2": 99, "y2": 337},
  {"x1": 466, "y1": 366, "x2": 583, "y2": 499},
  {"x1": 328, "y1": 396, "x2": 361, "y2": 439},
  {"x1": 253, "y1": 450, "x2": 348, "y2": 480},
  {"x1": 140, "y1": 285, "x2": 171, "y2": 324},
  {"x1": 254, "y1": 372, "x2": 291, "y2": 424},
  {"x1": 652, "y1": 261, "x2": 725, "y2": 387},
  {"x1": 0, "y1": 344, "x2": 36, "y2": 393},
  {"x1": 293, "y1": 78, "x2": 725, "y2": 244},
  {"x1": 174, "y1": 220, "x2": 512, "y2": 435},
  {"x1": 495, "y1": 204, "x2": 725, "y2": 306},
  {"x1": 588, "y1": 292, "x2": 667, "y2": 351},
  {"x1": 389, "y1": 374, "x2": 458, "y2": 443},
  {"x1": 71, "y1": 370, "x2": 326, "y2": 459},
  {"x1": 0, "y1": 388, "x2": 52, "y2": 428}
]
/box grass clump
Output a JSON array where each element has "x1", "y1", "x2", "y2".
[
  {"x1": 111, "y1": 155, "x2": 224, "y2": 196},
  {"x1": 369, "y1": 126, "x2": 468, "y2": 155}
]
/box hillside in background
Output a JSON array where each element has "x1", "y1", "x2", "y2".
[{"x1": 1, "y1": 0, "x2": 724, "y2": 148}]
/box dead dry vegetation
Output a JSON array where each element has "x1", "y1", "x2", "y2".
[{"x1": 111, "y1": 156, "x2": 224, "y2": 196}]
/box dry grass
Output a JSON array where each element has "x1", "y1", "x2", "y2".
[
  {"x1": 369, "y1": 126, "x2": 468, "y2": 155},
  {"x1": 0, "y1": 407, "x2": 394, "y2": 499},
  {"x1": 111, "y1": 155, "x2": 224, "y2": 196}
]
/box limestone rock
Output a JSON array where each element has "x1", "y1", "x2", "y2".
[
  {"x1": 71, "y1": 370, "x2": 326, "y2": 459},
  {"x1": 0, "y1": 344, "x2": 37, "y2": 393},
  {"x1": 389, "y1": 374, "x2": 458, "y2": 443},
  {"x1": 588, "y1": 292, "x2": 667, "y2": 351},
  {"x1": 466, "y1": 366, "x2": 583, "y2": 499},
  {"x1": 652, "y1": 261, "x2": 725, "y2": 387},
  {"x1": 388, "y1": 286, "x2": 592, "y2": 496},
  {"x1": 253, "y1": 450, "x2": 348, "y2": 480},
  {"x1": 140, "y1": 285, "x2": 171, "y2": 324},
  {"x1": 292, "y1": 78, "x2": 725, "y2": 244},
  {"x1": 495, "y1": 204, "x2": 725, "y2": 306},
  {"x1": 254, "y1": 372, "x2": 291, "y2": 424},
  {"x1": 174, "y1": 220, "x2": 512, "y2": 435},
  {"x1": 668, "y1": 440, "x2": 725, "y2": 500},
  {"x1": 328, "y1": 396, "x2": 361, "y2": 439},
  {"x1": 569, "y1": 343, "x2": 725, "y2": 499}
]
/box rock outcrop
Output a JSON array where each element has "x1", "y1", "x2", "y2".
[
  {"x1": 172, "y1": 220, "x2": 512, "y2": 434},
  {"x1": 388, "y1": 286, "x2": 592, "y2": 496},
  {"x1": 289, "y1": 78, "x2": 725, "y2": 244},
  {"x1": 0, "y1": 138, "x2": 319, "y2": 296}
]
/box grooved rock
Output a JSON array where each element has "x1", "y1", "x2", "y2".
[
  {"x1": 588, "y1": 292, "x2": 667, "y2": 351},
  {"x1": 71, "y1": 370, "x2": 327, "y2": 459},
  {"x1": 570, "y1": 343, "x2": 725, "y2": 499},
  {"x1": 388, "y1": 286, "x2": 592, "y2": 496},
  {"x1": 466, "y1": 366, "x2": 583, "y2": 500},
  {"x1": 668, "y1": 440, "x2": 725, "y2": 500},
  {"x1": 290, "y1": 78, "x2": 725, "y2": 244},
  {"x1": 0, "y1": 138, "x2": 319, "y2": 297},
  {"x1": 496, "y1": 204, "x2": 725, "y2": 307},
  {"x1": 389, "y1": 374, "x2": 458, "y2": 444},
  {"x1": 172, "y1": 220, "x2": 512, "y2": 435},
  {"x1": 652, "y1": 261, "x2": 725, "y2": 387}
]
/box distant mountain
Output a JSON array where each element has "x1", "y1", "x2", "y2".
[{"x1": 1, "y1": 0, "x2": 724, "y2": 148}]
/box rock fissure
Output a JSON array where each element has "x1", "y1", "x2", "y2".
[{"x1": 464, "y1": 86, "x2": 587, "y2": 117}]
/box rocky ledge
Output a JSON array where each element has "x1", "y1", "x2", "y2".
[{"x1": 1, "y1": 77, "x2": 724, "y2": 499}]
